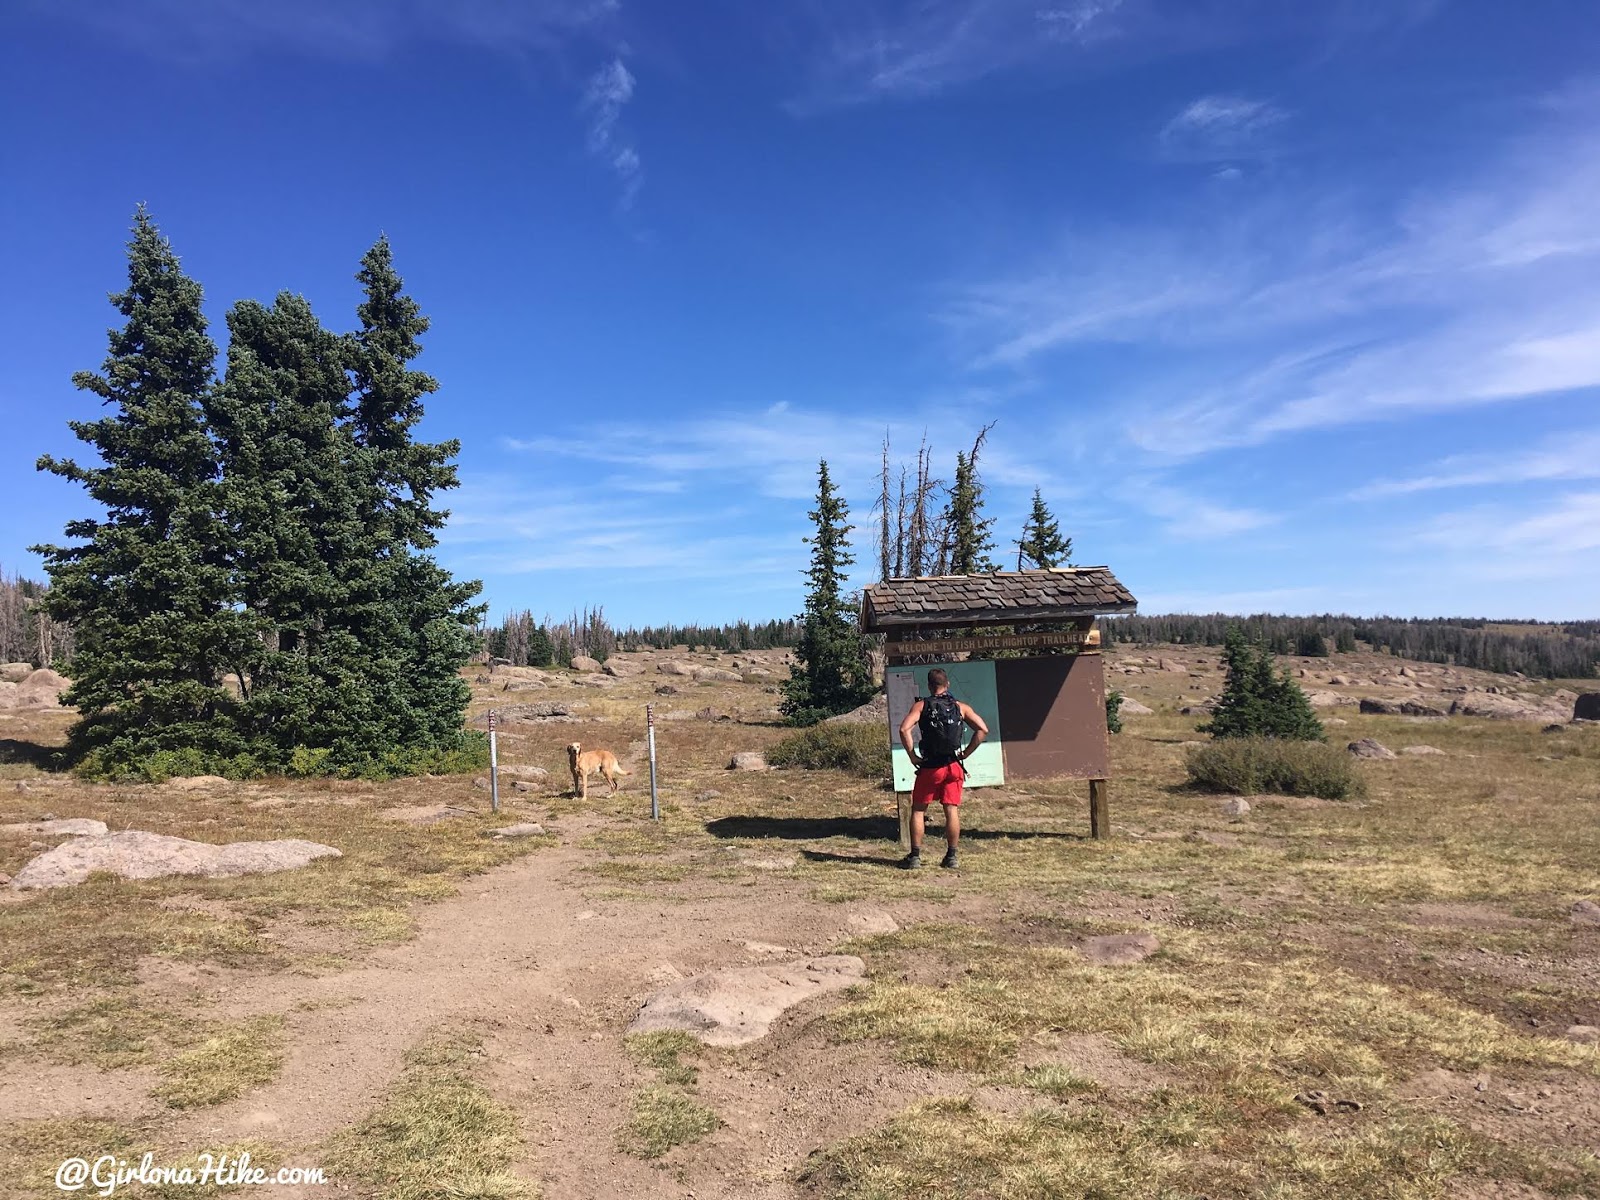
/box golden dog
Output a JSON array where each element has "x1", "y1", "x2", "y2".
[{"x1": 567, "y1": 742, "x2": 629, "y2": 799}]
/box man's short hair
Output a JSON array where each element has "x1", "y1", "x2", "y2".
[{"x1": 927, "y1": 667, "x2": 949, "y2": 689}]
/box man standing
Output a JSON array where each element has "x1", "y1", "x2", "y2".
[{"x1": 897, "y1": 667, "x2": 988, "y2": 870}]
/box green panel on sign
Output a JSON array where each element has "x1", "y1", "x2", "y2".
[{"x1": 887, "y1": 662, "x2": 1004, "y2": 792}]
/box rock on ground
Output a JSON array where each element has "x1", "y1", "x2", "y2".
[
  {"x1": 12, "y1": 830, "x2": 341, "y2": 890},
  {"x1": 691, "y1": 667, "x2": 742, "y2": 683},
  {"x1": 0, "y1": 662, "x2": 33, "y2": 683},
  {"x1": 1571, "y1": 900, "x2": 1600, "y2": 927},
  {"x1": 656, "y1": 660, "x2": 693, "y2": 676},
  {"x1": 1448, "y1": 692, "x2": 1571, "y2": 723},
  {"x1": 0, "y1": 818, "x2": 108, "y2": 837},
  {"x1": 728, "y1": 751, "x2": 768, "y2": 771},
  {"x1": 1402, "y1": 745, "x2": 1445, "y2": 756},
  {"x1": 569, "y1": 655, "x2": 602, "y2": 673},
  {"x1": 489, "y1": 823, "x2": 546, "y2": 839},
  {"x1": 1219, "y1": 797, "x2": 1251, "y2": 817},
  {"x1": 1307, "y1": 691, "x2": 1356, "y2": 709},
  {"x1": 628, "y1": 955, "x2": 865, "y2": 1046},
  {"x1": 1575, "y1": 693, "x2": 1600, "y2": 721},
  {"x1": 502, "y1": 765, "x2": 550, "y2": 780},
  {"x1": 1565, "y1": 1025, "x2": 1600, "y2": 1045},
  {"x1": 602, "y1": 660, "x2": 643, "y2": 677},
  {"x1": 165, "y1": 775, "x2": 232, "y2": 791},
  {"x1": 1347, "y1": 738, "x2": 1396, "y2": 760},
  {"x1": 824, "y1": 694, "x2": 889, "y2": 725},
  {"x1": 846, "y1": 908, "x2": 899, "y2": 935},
  {"x1": 1080, "y1": 933, "x2": 1160, "y2": 966},
  {"x1": 1117, "y1": 698, "x2": 1154, "y2": 716}
]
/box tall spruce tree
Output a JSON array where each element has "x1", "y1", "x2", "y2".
[
  {"x1": 33, "y1": 209, "x2": 242, "y2": 771},
  {"x1": 944, "y1": 425, "x2": 997, "y2": 574},
  {"x1": 207, "y1": 293, "x2": 384, "y2": 768},
  {"x1": 347, "y1": 238, "x2": 483, "y2": 750},
  {"x1": 781, "y1": 460, "x2": 875, "y2": 725},
  {"x1": 1016, "y1": 488, "x2": 1071, "y2": 569}
]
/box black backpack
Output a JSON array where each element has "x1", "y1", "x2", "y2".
[{"x1": 918, "y1": 693, "x2": 966, "y2": 762}]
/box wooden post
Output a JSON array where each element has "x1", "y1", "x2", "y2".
[
  {"x1": 898, "y1": 792, "x2": 912, "y2": 850},
  {"x1": 1089, "y1": 778, "x2": 1109, "y2": 840}
]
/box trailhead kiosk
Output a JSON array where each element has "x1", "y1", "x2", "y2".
[{"x1": 861, "y1": 566, "x2": 1139, "y2": 846}]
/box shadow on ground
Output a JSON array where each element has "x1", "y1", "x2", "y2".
[
  {"x1": 705, "y1": 815, "x2": 1090, "y2": 844},
  {"x1": 0, "y1": 738, "x2": 64, "y2": 771}
]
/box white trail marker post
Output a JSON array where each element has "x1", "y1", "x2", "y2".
[
  {"x1": 647, "y1": 704, "x2": 659, "y2": 821},
  {"x1": 488, "y1": 708, "x2": 500, "y2": 814}
]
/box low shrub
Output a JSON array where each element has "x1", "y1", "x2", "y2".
[
  {"x1": 766, "y1": 722, "x2": 890, "y2": 777},
  {"x1": 1185, "y1": 736, "x2": 1365, "y2": 801},
  {"x1": 1106, "y1": 689, "x2": 1124, "y2": 735}
]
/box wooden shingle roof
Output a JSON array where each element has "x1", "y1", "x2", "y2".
[{"x1": 861, "y1": 566, "x2": 1137, "y2": 631}]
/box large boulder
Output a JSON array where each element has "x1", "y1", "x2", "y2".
[
  {"x1": 1308, "y1": 691, "x2": 1356, "y2": 709},
  {"x1": 728, "y1": 752, "x2": 768, "y2": 771},
  {"x1": 0, "y1": 662, "x2": 33, "y2": 683},
  {"x1": 656, "y1": 660, "x2": 693, "y2": 677},
  {"x1": 1116, "y1": 698, "x2": 1154, "y2": 716},
  {"x1": 1449, "y1": 692, "x2": 1570, "y2": 723},
  {"x1": 7, "y1": 668, "x2": 69, "y2": 709},
  {"x1": 12, "y1": 830, "x2": 341, "y2": 890},
  {"x1": 1347, "y1": 738, "x2": 1396, "y2": 760},
  {"x1": 602, "y1": 659, "x2": 643, "y2": 677},
  {"x1": 691, "y1": 667, "x2": 742, "y2": 683},
  {"x1": 569, "y1": 655, "x2": 602, "y2": 673},
  {"x1": 628, "y1": 956, "x2": 865, "y2": 1046},
  {"x1": 1575, "y1": 693, "x2": 1600, "y2": 722}
]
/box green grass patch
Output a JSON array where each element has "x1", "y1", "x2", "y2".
[
  {"x1": 625, "y1": 1030, "x2": 700, "y2": 1086},
  {"x1": 766, "y1": 722, "x2": 889, "y2": 777},
  {"x1": 1186, "y1": 736, "x2": 1366, "y2": 800}
]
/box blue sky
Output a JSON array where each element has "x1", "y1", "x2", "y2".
[{"x1": 3, "y1": 1, "x2": 1598, "y2": 626}]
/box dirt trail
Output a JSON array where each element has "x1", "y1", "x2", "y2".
[{"x1": 83, "y1": 818, "x2": 970, "y2": 1198}]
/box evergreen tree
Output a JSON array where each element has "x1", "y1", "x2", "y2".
[
  {"x1": 1016, "y1": 488, "x2": 1071, "y2": 570},
  {"x1": 347, "y1": 238, "x2": 483, "y2": 748},
  {"x1": 1204, "y1": 628, "x2": 1324, "y2": 741},
  {"x1": 32, "y1": 209, "x2": 242, "y2": 771},
  {"x1": 781, "y1": 460, "x2": 875, "y2": 725},
  {"x1": 207, "y1": 292, "x2": 381, "y2": 767},
  {"x1": 527, "y1": 625, "x2": 555, "y2": 668},
  {"x1": 1295, "y1": 631, "x2": 1330, "y2": 657},
  {"x1": 944, "y1": 426, "x2": 997, "y2": 574}
]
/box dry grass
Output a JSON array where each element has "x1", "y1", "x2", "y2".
[
  {"x1": 617, "y1": 1086, "x2": 719, "y2": 1160},
  {"x1": 326, "y1": 1031, "x2": 535, "y2": 1200}
]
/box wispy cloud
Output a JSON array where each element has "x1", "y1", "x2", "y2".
[
  {"x1": 788, "y1": 0, "x2": 1436, "y2": 111},
  {"x1": 1418, "y1": 491, "x2": 1600, "y2": 558},
  {"x1": 1133, "y1": 481, "x2": 1277, "y2": 539},
  {"x1": 34, "y1": 0, "x2": 619, "y2": 63},
  {"x1": 1359, "y1": 430, "x2": 1600, "y2": 497},
  {"x1": 946, "y1": 93, "x2": 1600, "y2": 454},
  {"x1": 1159, "y1": 94, "x2": 1288, "y2": 160},
  {"x1": 788, "y1": 0, "x2": 1125, "y2": 111},
  {"x1": 580, "y1": 57, "x2": 643, "y2": 209}
]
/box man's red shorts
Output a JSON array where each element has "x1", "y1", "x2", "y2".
[{"x1": 912, "y1": 761, "x2": 965, "y2": 808}]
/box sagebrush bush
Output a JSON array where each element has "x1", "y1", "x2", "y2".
[
  {"x1": 766, "y1": 722, "x2": 889, "y2": 777},
  {"x1": 1185, "y1": 736, "x2": 1365, "y2": 801}
]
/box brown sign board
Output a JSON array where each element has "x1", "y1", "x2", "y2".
[
  {"x1": 995, "y1": 654, "x2": 1108, "y2": 781},
  {"x1": 884, "y1": 628, "x2": 1100, "y2": 657}
]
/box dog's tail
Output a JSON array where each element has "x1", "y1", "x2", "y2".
[{"x1": 613, "y1": 764, "x2": 632, "y2": 775}]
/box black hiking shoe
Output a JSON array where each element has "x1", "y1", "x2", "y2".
[
  {"x1": 941, "y1": 849, "x2": 960, "y2": 870},
  {"x1": 899, "y1": 851, "x2": 922, "y2": 870}
]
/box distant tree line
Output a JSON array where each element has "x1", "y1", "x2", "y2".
[
  {"x1": 32, "y1": 210, "x2": 484, "y2": 779},
  {"x1": 0, "y1": 567, "x2": 73, "y2": 668},
  {"x1": 1102, "y1": 613, "x2": 1600, "y2": 679},
  {"x1": 481, "y1": 607, "x2": 803, "y2": 667}
]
